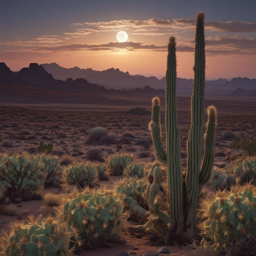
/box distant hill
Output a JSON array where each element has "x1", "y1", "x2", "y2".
[
  {"x1": 0, "y1": 62, "x2": 27, "y2": 85},
  {"x1": 230, "y1": 87, "x2": 256, "y2": 97},
  {"x1": 0, "y1": 62, "x2": 134, "y2": 104},
  {"x1": 41, "y1": 63, "x2": 256, "y2": 95},
  {"x1": 42, "y1": 63, "x2": 193, "y2": 94}
]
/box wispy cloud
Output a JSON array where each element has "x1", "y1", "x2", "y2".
[{"x1": 71, "y1": 18, "x2": 256, "y2": 34}]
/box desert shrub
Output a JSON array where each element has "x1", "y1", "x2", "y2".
[
  {"x1": 59, "y1": 190, "x2": 125, "y2": 249},
  {"x1": 37, "y1": 154, "x2": 61, "y2": 187},
  {"x1": 220, "y1": 131, "x2": 237, "y2": 140},
  {"x1": 85, "y1": 148, "x2": 104, "y2": 162},
  {"x1": 1, "y1": 204, "x2": 17, "y2": 216},
  {"x1": 98, "y1": 134, "x2": 117, "y2": 145},
  {"x1": 43, "y1": 193, "x2": 62, "y2": 207},
  {"x1": 0, "y1": 153, "x2": 46, "y2": 203},
  {"x1": 0, "y1": 216, "x2": 78, "y2": 256},
  {"x1": 62, "y1": 162, "x2": 98, "y2": 191},
  {"x1": 128, "y1": 107, "x2": 150, "y2": 115},
  {"x1": 123, "y1": 163, "x2": 145, "y2": 178},
  {"x1": 85, "y1": 127, "x2": 107, "y2": 144},
  {"x1": 106, "y1": 153, "x2": 134, "y2": 176},
  {"x1": 200, "y1": 184, "x2": 256, "y2": 251},
  {"x1": 60, "y1": 155, "x2": 74, "y2": 166}
]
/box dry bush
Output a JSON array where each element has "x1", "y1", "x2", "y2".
[
  {"x1": 60, "y1": 155, "x2": 74, "y2": 166},
  {"x1": 85, "y1": 148, "x2": 104, "y2": 162},
  {"x1": 1, "y1": 204, "x2": 17, "y2": 216},
  {"x1": 43, "y1": 193, "x2": 62, "y2": 207}
]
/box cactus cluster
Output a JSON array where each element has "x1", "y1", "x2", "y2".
[
  {"x1": 62, "y1": 162, "x2": 98, "y2": 191},
  {"x1": 0, "y1": 153, "x2": 46, "y2": 203},
  {"x1": 123, "y1": 163, "x2": 145, "y2": 178},
  {"x1": 231, "y1": 136, "x2": 256, "y2": 157},
  {"x1": 60, "y1": 190, "x2": 124, "y2": 248},
  {"x1": 115, "y1": 177, "x2": 147, "y2": 209},
  {"x1": 37, "y1": 141, "x2": 53, "y2": 154},
  {"x1": 37, "y1": 155, "x2": 61, "y2": 186},
  {"x1": 94, "y1": 163, "x2": 109, "y2": 180},
  {"x1": 201, "y1": 184, "x2": 256, "y2": 250},
  {"x1": 106, "y1": 153, "x2": 134, "y2": 176},
  {"x1": 0, "y1": 216, "x2": 78, "y2": 256},
  {"x1": 144, "y1": 12, "x2": 217, "y2": 240}
]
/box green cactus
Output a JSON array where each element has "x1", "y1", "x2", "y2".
[
  {"x1": 94, "y1": 163, "x2": 109, "y2": 180},
  {"x1": 116, "y1": 178, "x2": 148, "y2": 224},
  {"x1": 123, "y1": 163, "x2": 145, "y2": 178},
  {"x1": 146, "y1": 12, "x2": 217, "y2": 239},
  {"x1": 106, "y1": 153, "x2": 134, "y2": 176},
  {"x1": 201, "y1": 184, "x2": 256, "y2": 250},
  {"x1": 235, "y1": 157, "x2": 256, "y2": 180},
  {"x1": 37, "y1": 155, "x2": 61, "y2": 186},
  {"x1": 37, "y1": 141, "x2": 53, "y2": 154},
  {"x1": 86, "y1": 127, "x2": 107, "y2": 144},
  {"x1": 231, "y1": 136, "x2": 256, "y2": 156},
  {"x1": 60, "y1": 190, "x2": 125, "y2": 249},
  {"x1": 0, "y1": 153, "x2": 46, "y2": 203},
  {"x1": 62, "y1": 162, "x2": 98, "y2": 191},
  {"x1": 0, "y1": 216, "x2": 78, "y2": 256}
]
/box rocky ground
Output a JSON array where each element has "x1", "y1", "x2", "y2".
[{"x1": 0, "y1": 104, "x2": 256, "y2": 256}]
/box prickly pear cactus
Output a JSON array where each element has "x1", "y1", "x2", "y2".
[
  {"x1": 115, "y1": 178, "x2": 147, "y2": 208},
  {"x1": 0, "y1": 216, "x2": 78, "y2": 256},
  {"x1": 61, "y1": 190, "x2": 125, "y2": 248},
  {"x1": 95, "y1": 163, "x2": 109, "y2": 180},
  {"x1": 37, "y1": 155, "x2": 61, "y2": 186},
  {"x1": 106, "y1": 153, "x2": 134, "y2": 176},
  {"x1": 201, "y1": 184, "x2": 256, "y2": 250},
  {"x1": 62, "y1": 162, "x2": 98, "y2": 191},
  {"x1": 0, "y1": 153, "x2": 46, "y2": 203},
  {"x1": 123, "y1": 163, "x2": 145, "y2": 178}
]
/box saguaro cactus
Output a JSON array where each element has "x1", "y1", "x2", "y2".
[{"x1": 148, "y1": 12, "x2": 217, "y2": 240}]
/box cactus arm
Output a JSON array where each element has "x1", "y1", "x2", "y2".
[
  {"x1": 165, "y1": 37, "x2": 183, "y2": 231},
  {"x1": 46, "y1": 143, "x2": 53, "y2": 154},
  {"x1": 199, "y1": 106, "x2": 217, "y2": 187},
  {"x1": 185, "y1": 12, "x2": 206, "y2": 235},
  {"x1": 150, "y1": 98, "x2": 167, "y2": 163}
]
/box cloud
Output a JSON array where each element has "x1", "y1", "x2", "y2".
[{"x1": 71, "y1": 18, "x2": 256, "y2": 34}]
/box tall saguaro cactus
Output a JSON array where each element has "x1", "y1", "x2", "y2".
[{"x1": 148, "y1": 12, "x2": 217, "y2": 240}]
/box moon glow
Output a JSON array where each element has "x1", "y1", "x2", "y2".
[{"x1": 116, "y1": 31, "x2": 128, "y2": 42}]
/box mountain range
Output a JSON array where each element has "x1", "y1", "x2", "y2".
[
  {"x1": 1, "y1": 62, "x2": 256, "y2": 106},
  {"x1": 41, "y1": 63, "x2": 256, "y2": 95}
]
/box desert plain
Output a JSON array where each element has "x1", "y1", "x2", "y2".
[{"x1": 0, "y1": 94, "x2": 256, "y2": 256}]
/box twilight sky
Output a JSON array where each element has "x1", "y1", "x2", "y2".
[{"x1": 1, "y1": 0, "x2": 256, "y2": 79}]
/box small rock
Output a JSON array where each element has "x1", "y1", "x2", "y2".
[
  {"x1": 157, "y1": 247, "x2": 170, "y2": 253},
  {"x1": 144, "y1": 252, "x2": 159, "y2": 256},
  {"x1": 129, "y1": 252, "x2": 137, "y2": 255},
  {"x1": 118, "y1": 252, "x2": 129, "y2": 256},
  {"x1": 130, "y1": 122, "x2": 141, "y2": 127}
]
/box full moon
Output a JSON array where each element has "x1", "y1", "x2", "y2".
[{"x1": 116, "y1": 31, "x2": 128, "y2": 42}]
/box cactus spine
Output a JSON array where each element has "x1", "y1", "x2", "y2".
[{"x1": 149, "y1": 12, "x2": 217, "y2": 238}]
